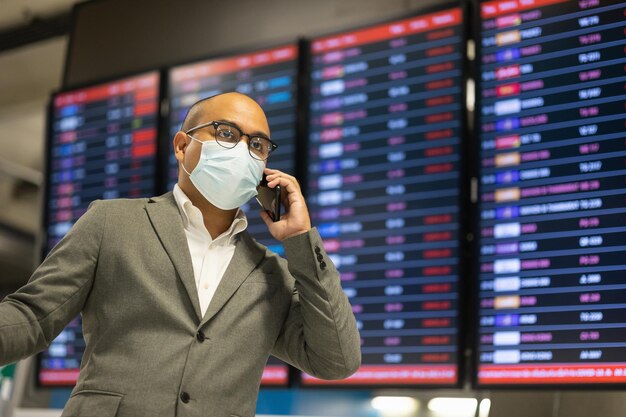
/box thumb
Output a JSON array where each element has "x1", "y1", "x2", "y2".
[{"x1": 259, "y1": 210, "x2": 273, "y2": 228}]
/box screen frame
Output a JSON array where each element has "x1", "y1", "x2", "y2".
[
  {"x1": 470, "y1": 0, "x2": 626, "y2": 390},
  {"x1": 37, "y1": 68, "x2": 164, "y2": 388},
  {"x1": 299, "y1": 0, "x2": 470, "y2": 390},
  {"x1": 163, "y1": 38, "x2": 306, "y2": 388}
]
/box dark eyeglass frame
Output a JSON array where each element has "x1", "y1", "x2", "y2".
[{"x1": 185, "y1": 120, "x2": 278, "y2": 161}]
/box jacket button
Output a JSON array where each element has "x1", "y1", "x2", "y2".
[
  {"x1": 196, "y1": 331, "x2": 206, "y2": 343},
  {"x1": 320, "y1": 261, "x2": 327, "y2": 270},
  {"x1": 314, "y1": 246, "x2": 321, "y2": 254},
  {"x1": 180, "y1": 392, "x2": 190, "y2": 403},
  {"x1": 316, "y1": 254, "x2": 324, "y2": 262}
]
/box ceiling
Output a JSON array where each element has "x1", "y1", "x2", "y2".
[{"x1": 0, "y1": 0, "x2": 78, "y2": 31}]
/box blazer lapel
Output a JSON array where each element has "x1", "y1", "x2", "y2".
[
  {"x1": 145, "y1": 192, "x2": 203, "y2": 322},
  {"x1": 200, "y1": 232, "x2": 265, "y2": 327}
]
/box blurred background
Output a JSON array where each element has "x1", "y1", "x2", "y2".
[{"x1": 1, "y1": 0, "x2": 625, "y2": 416}]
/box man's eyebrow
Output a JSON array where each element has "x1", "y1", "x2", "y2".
[{"x1": 216, "y1": 119, "x2": 270, "y2": 139}]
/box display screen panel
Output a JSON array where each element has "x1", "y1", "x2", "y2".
[
  {"x1": 304, "y1": 5, "x2": 465, "y2": 386},
  {"x1": 40, "y1": 71, "x2": 160, "y2": 385},
  {"x1": 476, "y1": 0, "x2": 626, "y2": 386},
  {"x1": 168, "y1": 44, "x2": 299, "y2": 385}
]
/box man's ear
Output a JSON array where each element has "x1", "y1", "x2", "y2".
[{"x1": 173, "y1": 131, "x2": 188, "y2": 163}]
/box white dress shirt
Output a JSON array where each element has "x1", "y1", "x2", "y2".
[{"x1": 172, "y1": 184, "x2": 248, "y2": 317}]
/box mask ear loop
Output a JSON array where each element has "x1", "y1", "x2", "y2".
[{"x1": 181, "y1": 135, "x2": 202, "y2": 176}]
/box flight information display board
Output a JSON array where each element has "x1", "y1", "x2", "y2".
[
  {"x1": 40, "y1": 71, "x2": 160, "y2": 385},
  {"x1": 476, "y1": 0, "x2": 626, "y2": 386},
  {"x1": 304, "y1": 5, "x2": 465, "y2": 386},
  {"x1": 168, "y1": 44, "x2": 299, "y2": 385}
]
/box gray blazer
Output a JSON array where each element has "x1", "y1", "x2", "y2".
[{"x1": 0, "y1": 192, "x2": 361, "y2": 417}]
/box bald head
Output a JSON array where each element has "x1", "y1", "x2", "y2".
[
  {"x1": 173, "y1": 91, "x2": 271, "y2": 194},
  {"x1": 180, "y1": 92, "x2": 266, "y2": 133}
]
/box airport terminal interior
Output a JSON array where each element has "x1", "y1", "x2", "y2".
[{"x1": 0, "y1": 0, "x2": 625, "y2": 416}]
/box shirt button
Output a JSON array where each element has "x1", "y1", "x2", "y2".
[
  {"x1": 196, "y1": 331, "x2": 206, "y2": 343},
  {"x1": 180, "y1": 392, "x2": 190, "y2": 403}
]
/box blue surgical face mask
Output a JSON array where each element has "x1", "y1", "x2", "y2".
[{"x1": 181, "y1": 138, "x2": 265, "y2": 210}]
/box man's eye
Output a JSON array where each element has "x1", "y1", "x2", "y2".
[
  {"x1": 250, "y1": 140, "x2": 262, "y2": 150},
  {"x1": 217, "y1": 129, "x2": 235, "y2": 139}
]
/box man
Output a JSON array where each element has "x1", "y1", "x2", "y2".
[{"x1": 0, "y1": 92, "x2": 361, "y2": 417}]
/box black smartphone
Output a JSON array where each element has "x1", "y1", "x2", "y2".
[{"x1": 256, "y1": 174, "x2": 281, "y2": 222}]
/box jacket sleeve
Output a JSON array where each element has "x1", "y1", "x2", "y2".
[
  {"x1": 0, "y1": 201, "x2": 105, "y2": 366},
  {"x1": 270, "y1": 228, "x2": 361, "y2": 380}
]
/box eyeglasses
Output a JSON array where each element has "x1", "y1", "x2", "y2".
[{"x1": 185, "y1": 120, "x2": 278, "y2": 161}]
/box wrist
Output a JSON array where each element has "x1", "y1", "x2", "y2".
[{"x1": 282, "y1": 228, "x2": 311, "y2": 241}]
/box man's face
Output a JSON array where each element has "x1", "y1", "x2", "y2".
[{"x1": 175, "y1": 93, "x2": 271, "y2": 188}]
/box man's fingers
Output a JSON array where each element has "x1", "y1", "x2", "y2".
[
  {"x1": 264, "y1": 169, "x2": 301, "y2": 192},
  {"x1": 267, "y1": 176, "x2": 300, "y2": 196},
  {"x1": 259, "y1": 210, "x2": 273, "y2": 227}
]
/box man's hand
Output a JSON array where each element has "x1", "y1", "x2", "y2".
[{"x1": 260, "y1": 168, "x2": 311, "y2": 241}]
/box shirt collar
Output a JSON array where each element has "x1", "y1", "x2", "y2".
[{"x1": 172, "y1": 184, "x2": 248, "y2": 245}]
